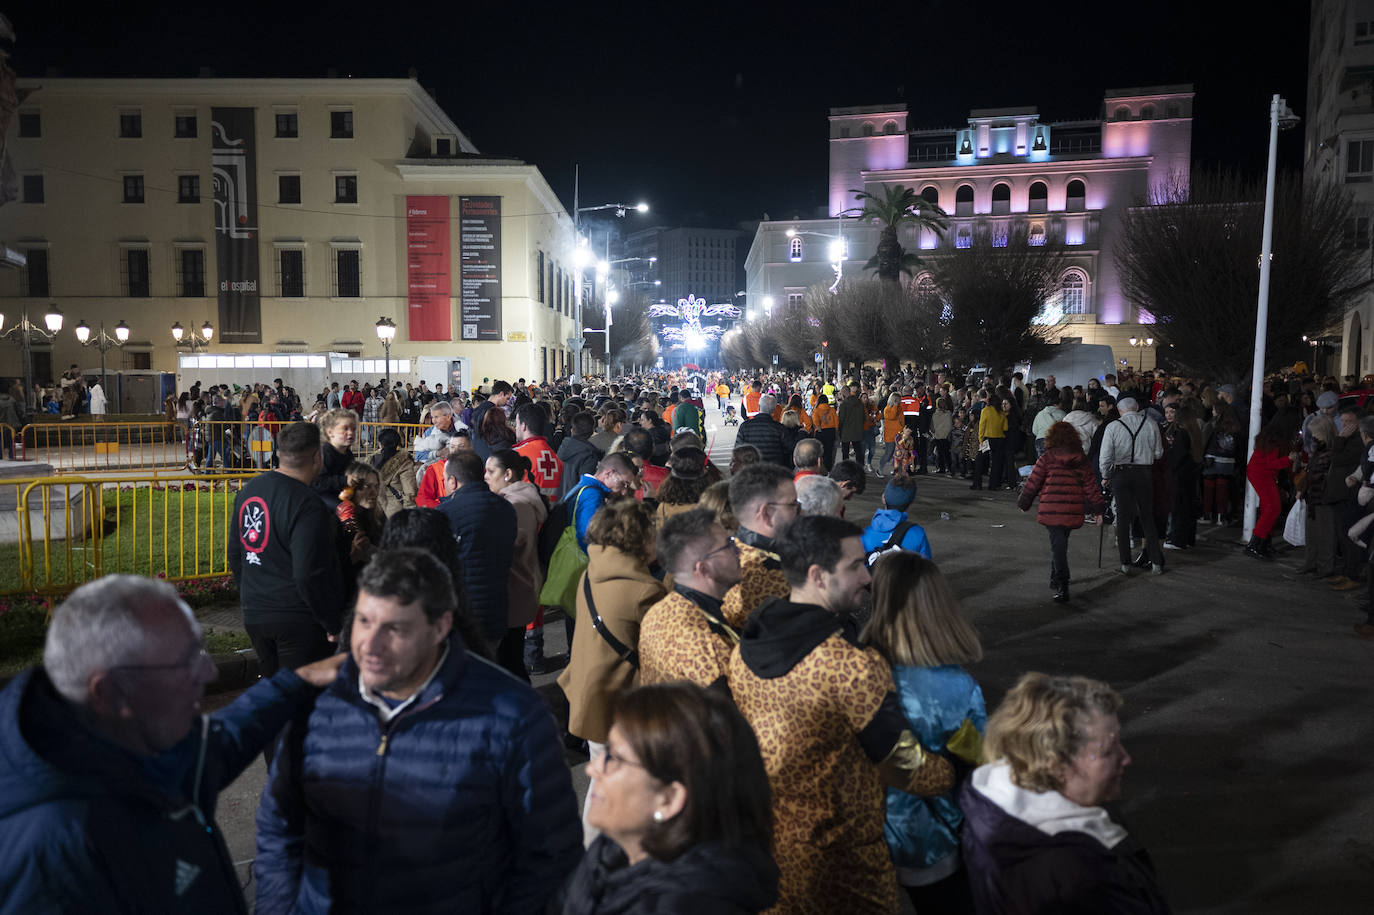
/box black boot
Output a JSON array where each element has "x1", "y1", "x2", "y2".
[
  {"x1": 1133, "y1": 551, "x2": 1151, "y2": 569},
  {"x1": 1256, "y1": 536, "x2": 1274, "y2": 560},
  {"x1": 1053, "y1": 581, "x2": 1070, "y2": 603}
]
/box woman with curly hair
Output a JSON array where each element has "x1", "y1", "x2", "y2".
[
  {"x1": 1017, "y1": 421, "x2": 1105, "y2": 603},
  {"x1": 655, "y1": 447, "x2": 713, "y2": 523}
]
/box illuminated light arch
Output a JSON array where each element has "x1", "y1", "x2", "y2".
[{"x1": 649, "y1": 294, "x2": 741, "y2": 350}]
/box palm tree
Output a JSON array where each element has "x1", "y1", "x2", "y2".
[{"x1": 847, "y1": 184, "x2": 949, "y2": 284}]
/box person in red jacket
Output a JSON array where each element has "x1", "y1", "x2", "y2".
[
  {"x1": 1244, "y1": 424, "x2": 1293, "y2": 560},
  {"x1": 340, "y1": 379, "x2": 365, "y2": 416},
  {"x1": 1018, "y1": 421, "x2": 1105, "y2": 603}
]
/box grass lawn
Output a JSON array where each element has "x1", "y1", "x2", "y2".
[{"x1": 0, "y1": 481, "x2": 242, "y2": 595}]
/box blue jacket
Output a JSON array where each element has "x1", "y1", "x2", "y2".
[
  {"x1": 564, "y1": 475, "x2": 611, "y2": 553},
  {"x1": 254, "y1": 637, "x2": 582, "y2": 915},
  {"x1": 884, "y1": 665, "x2": 985, "y2": 873},
  {"x1": 438, "y1": 481, "x2": 518, "y2": 644},
  {"x1": 862, "y1": 509, "x2": 933, "y2": 561},
  {"x1": 0, "y1": 666, "x2": 315, "y2": 914}
]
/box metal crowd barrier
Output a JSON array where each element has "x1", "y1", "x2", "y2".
[
  {"x1": 7, "y1": 420, "x2": 431, "y2": 474},
  {"x1": 1, "y1": 473, "x2": 256, "y2": 596}
]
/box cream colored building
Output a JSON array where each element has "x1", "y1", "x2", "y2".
[{"x1": 0, "y1": 76, "x2": 596, "y2": 393}]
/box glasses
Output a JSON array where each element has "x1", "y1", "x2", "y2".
[
  {"x1": 767, "y1": 500, "x2": 802, "y2": 512},
  {"x1": 112, "y1": 646, "x2": 211, "y2": 674},
  {"x1": 696, "y1": 540, "x2": 736, "y2": 564},
  {"x1": 602, "y1": 746, "x2": 646, "y2": 774}
]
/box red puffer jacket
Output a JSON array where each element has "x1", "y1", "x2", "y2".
[{"x1": 1018, "y1": 446, "x2": 1105, "y2": 528}]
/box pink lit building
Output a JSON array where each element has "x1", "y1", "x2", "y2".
[{"x1": 745, "y1": 85, "x2": 1194, "y2": 369}]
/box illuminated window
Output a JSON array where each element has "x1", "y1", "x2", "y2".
[
  {"x1": 883, "y1": 120, "x2": 899, "y2": 135},
  {"x1": 991, "y1": 183, "x2": 1011, "y2": 216},
  {"x1": 1347, "y1": 140, "x2": 1374, "y2": 183},
  {"x1": 991, "y1": 222, "x2": 1009, "y2": 247},
  {"x1": 1060, "y1": 271, "x2": 1088, "y2": 314},
  {"x1": 1028, "y1": 223, "x2": 1046, "y2": 246},
  {"x1": 955, "y1": 184, "x2": 974, "y2": 217},
  {"x1": 789, "y1": 237, "x2": 803, "y2": 262},
  {"x1": 955, "y1": 225, "x2": 972, "y2": 249},
  {"x1": 1028, "y1": 181, "x2": 1048, "y2": 214},
  {"x1": 1066, "y1": 179, "x2": 1086, "y2": 212}
]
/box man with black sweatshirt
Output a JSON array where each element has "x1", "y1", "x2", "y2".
[{"x1": 230, "y1": 422, "x2": 346, "y2": 678}]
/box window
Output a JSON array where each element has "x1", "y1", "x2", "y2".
[
  {"x1": 883, "y1": 120, "x2": 899, "y2": 135},
  {"x1": 920, "y1": 186, "x2": 939, "y2": 207},
  {"x1": 1345, "y1": 217, "x2": 1371, "y2": 249},
  {"x1": 179, "y1": 249, "x2": 206, "y2": 297},
  {"x1": 1357, "y1": 20, "x2": 1374, "y2": 43},
  {"x1": 178, "y1": 175, "x2": 200, "y2": 203},
  {"x1": 991, "y1": 183, "x2": 1011, "y2": 216},
  {"x1": 275, "y1": 112, "x2": 299, "y2": 138},
  {"x1": 123, "y1": 351, "x2": 152, "y2": 370},
  {"x1": 556, "y1": 266, "x2": 564, "y2": 313},
  {"x1": 955, "y1": 184, "x2": 974, "y2": 217},
  {"x1": 119, "y1": 111, "x2": 142, "y2": 138},
  {"x1": 124, "y1": 249, "x2": 150, "y2": 297},
  {"x1": 1112, "y1": 106, "x2": 1130, "y2": 121},
  {"x1": 1060, "y1": 271, "x2": 1087, "y2": 314},
  {"x1": 334, "y1": 175, "x2": 358, "y2": 204},
  {"x1": 22, "y1": 249, "x2": 49, "y2": 297},
  {"x1": 838, "y1": 127, "x2": 851, "y2": 138},
  {"x1": 1029, "y1": 223, "x2": 1047, "y2": 246},
  {"x1": 174, "y1": 114, "x2": 198, "y2": 138},
  {"x1": 330, "y1": 110, "x2": 354, "y2": 139},
  {"x1": 991, "y1": 222, "x2": 1009, "y2": 247},
  {"x1": 862, "y1": 122, "x2": 875, "y2": 137},
  {"x1": 537, "y1": 250, "x2": 546, "y2": 302},
  {"x1": 787, "y1": 291, "x2": 804, "y2": 309},
  {"x1": 279, "y1": 174, "x2": 302, "y2": 204},
  {"x1": 1140, "y1": 105, "x2": 1155, "y2": 120},
  {"x1": 1028, "y1": 181, "x2": 1048, "y2": 214},
  {"x1": 955, "y1": 225, "x2": 973, "y2": 249},
  {"x1": 22, "y1": 174, "x2": 43, "y2": 203},
  {"x1": 18, "y1": 111, "x2": 39, "y2": 137},
  {"x1": 435, "y1": 137, "x2": 452, "y2": 156},
  {"x1": 279, "y1": 249, "x2": 305, "y2": 297},
  {"x1": 548, "y1": 261, "x2": 555, "y2": 311},
  {"x1": 789, "y1": 237, "x2": 803, "y2": 262},
  {"x1": 123, "y1": 175, "x2": 145, "y2": 204},
  {"x1": 1347, "y1": 140, "x2": 1374, "y2": 183},
  {"x1": 1066, "y1": 179, "x2": 1086, "y2": 211},
  {"x1": 334, "y1": 249, "x2": 361, "y2": 297}
]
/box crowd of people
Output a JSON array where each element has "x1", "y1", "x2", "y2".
[{"x1": 1, "y1": 358, "x2": 1367, "y2": 914}]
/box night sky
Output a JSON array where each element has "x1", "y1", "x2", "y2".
[{"x1": 14, "y1": 1, "x2": 1310, "y2": 229}]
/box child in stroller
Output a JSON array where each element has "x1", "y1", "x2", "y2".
[{"x1": 723, "y1": 404, "x2": 739, "y2": 425}]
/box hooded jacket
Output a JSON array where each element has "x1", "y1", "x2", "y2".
[
  {"x1": 558, "y1": 834, "x2": 779, "y2": 915},
  {"x1": 499, "y1": 480, "x2": 548, "y2": 628},
  {"x1": 1017, "y1": 447, "x2": 1104, "y2": 529},
  {"x1": 376, "y1": 449, "x2": 419, "y2": 517},
  {"x1": 0, "y1": 667, "x2": 314, "y2": 915},
  {"x1": 556, "y1": 435, "x2": 603, "y2": 498},
  {"x1": 861, "y1": 509, "x2": 933, "y2": 560},
  {"x1": 960, "y1": 762, "x2": 1170, "y2": 915}
]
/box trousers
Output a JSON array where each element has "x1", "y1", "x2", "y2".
[{"x1": 1111, "y1": 466, "x2": 1163, "y2": 567}]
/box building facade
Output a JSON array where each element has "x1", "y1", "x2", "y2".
[
  {"x1": 1306, "y1": 0, "x2": 1374, "y2": 380},
  {"x1": 745, "y1": 86, "x2": 1195, "y2": 370},
  {"x1": 0, "y1": 77, "x2": 594, "y2": 393}
]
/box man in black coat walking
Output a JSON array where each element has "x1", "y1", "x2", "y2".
[
  {"x1": 736, "y1": 394, "x2": 789, "y2": 467},
  {"x1": 438, "y1": 450, "x2": 517, "y2": 654}
]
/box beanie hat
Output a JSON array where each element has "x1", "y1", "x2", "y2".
[{"x1": 883, "y1": 481, "x2": 917, "y2": 510}]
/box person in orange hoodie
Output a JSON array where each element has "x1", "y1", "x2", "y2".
[
  {"x1": 784, "y1": 394, "x2": 812, "y2": 431},
  {"x1": 743, "y1": 383, "x2": 761, "y2": 418},
  {"x1": 879, "y1": 393, "x2": 904, "y2": 477},
  {"x1": 811, "y1": 394, "x2": 839, "y2": 470}
]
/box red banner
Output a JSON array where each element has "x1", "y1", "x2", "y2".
[{"x1": 406, "y1": 196, "x2": 451, "y2": 341}]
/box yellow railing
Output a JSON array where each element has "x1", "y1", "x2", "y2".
[
  {"x1": 9, "y1": 420, "x2": 431, "y2": 474},
  {"x1": 2, "y1": 473, "x2": 256, "y2": 596}
]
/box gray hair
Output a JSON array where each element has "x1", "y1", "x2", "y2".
[
  {"x1": 796, "y1": 475, "x2": 843, "y2": 517},
  {"x1": 430, "y1": 401, "x2": 453, "y2": 416},
  {"x1": 44, "y1": 576, "x2": 194, "y2": 705},
  {"x1": 757, "y1": 393, "x2": 777, "y2": 414}
]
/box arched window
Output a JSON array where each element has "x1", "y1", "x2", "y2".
[
  {"x1": 1060, "y1": 270, "x2": 1088, "y2": 314},
  {"x1": 920, "y1": 186, "x2": 939, "y2": 207},
  {"x1": 883, "y1": 120, "x2": 899, "y2": 135},
  {"x1": 1028, "y1": 181, "x2": 1048, "y2": 214},
  {"x1": 1113, "y1": 106, "x2": 1130, "y2": 121},
  {"x1": 863, "y1": 122, "x2": 876, "y2": 137},
  {"x1": 955, "y1": 184, "x2": 974, "y2": 217},
  {"x1": 789, "y1": 236, "x2": 803, "y2": 262},
  {"x1": 1066, "y1": 179, "x2": 1086, "y2": 212},
  {"x1": 912, "y1": 273, "x2": 936, "y2": 298},
  {"x1": 991, "y1": 182, "x2": 1011, "y2": 215},
  {"x1": 1140, "y1": 104, "x2": 1156, "y2": 119}
]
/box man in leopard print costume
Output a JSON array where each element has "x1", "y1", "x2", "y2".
[
  {"x1": 639, "y1": 508, "x2": 742, "y2": 688},
  {"x1": 729, "y1": 515, "x2": 955, "y2": 915},
  {"x1": 722, "y1": 463, "x2": 796, "y2": 630}
]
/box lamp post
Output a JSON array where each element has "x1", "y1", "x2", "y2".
[
  {"x1": 1126, "y1": 335, "x2": 1154, "y2": 373},
  {"x1": 0, "y1": 304, "x2": 64, "y2": 413},
  {"x1": 786, "y1": 227, "x2": 848, "y2": 293},
  {"x1": 74, "y1": 319, "x2": 130, "y2": 396},
  {"x1": 736, "y1": 291, "x2": 775, "y2": 323},
  {"x1": 375, "y1": 316, "x2": 397, "y2": 390},
  {"x1": 171, "y1": 320, "x2": 214, "y2": 353},
  {"x1": 571, "y1": 166, "x2": 649, "y2": 378}
]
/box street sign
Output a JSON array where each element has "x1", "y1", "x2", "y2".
[{"x1": 814, "y1": 352, "x2": 822, "y2": 363}]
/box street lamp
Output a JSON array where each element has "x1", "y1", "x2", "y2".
[
  {"x1": 171, "y1": 320, "x2": 214, "y2": 352},
  {"x1": 785, "y1": 228, "x2": 848, "y2": 292},
  {"x1": 571, "y1": 165, "x2": 650, "y2": 377},
  {"x1": 375, "y1": 316, "x2": 397, "y2": 390},
  {"x1": 74, "y1": 319, "x2": 130, "y2": 395},
  {"x1": 1127, "y1": 335, "x2": 1154, "y2": 372},
  {"x1": 0, "y1": 304, "x2": 64, "y2": 412}
]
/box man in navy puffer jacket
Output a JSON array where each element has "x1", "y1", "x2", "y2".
[
  {"x1": 437, "y1": 449, "x2": 517, "y2": 647},
  {"x1": 254, "y1": 548, "x2": 582, "y2": 915}
]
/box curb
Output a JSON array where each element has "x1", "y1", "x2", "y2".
[{"x1": 208, "y1": 650, "x2": 261, "y2": 695}]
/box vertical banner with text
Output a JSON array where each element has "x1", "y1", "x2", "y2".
[
  {"x1": 459, "y1": 196, "x2": 502, "y2": 340},
  {"x1": 405, "y1": 195, "x2": 451, "y2": 341},
  {"x1": 210, "y1": 108, "x2": 262, "y2": 343}
]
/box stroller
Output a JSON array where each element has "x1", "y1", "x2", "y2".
[{"x1": 723, "y1": 405, "x2": 739, "y2": 426}]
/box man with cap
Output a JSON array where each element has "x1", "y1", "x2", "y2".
[
  {"x1": 1099, "y1": 396, "x2": 1165, "y2": 575},
  {"x1": 860, "y1": 479, "x2": 932, "y2": 566}
]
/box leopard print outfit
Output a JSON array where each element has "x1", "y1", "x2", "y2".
[
  {"x1": 639, "y1": 591, "x2": 737, "y2": 687},
  {"x1": 722, "y1": 541, "x2": 789, "y2": 631},
  {"x1": 727, "y1": 634, "x2": 901, "y2": 915}
]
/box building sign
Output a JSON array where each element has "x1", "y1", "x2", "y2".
[
  {"x1": 459, "y1": 196, "x2": 502, "y2": 341},
  {"x1": 507, "y1": 331, "x2": 528, "y2": 342},
  {"x1": 211, "y1": 108, "x2": 261, "y2": 343},
  {"x1": 406, "y1": 195, "x2": 451, "y2": 341}
]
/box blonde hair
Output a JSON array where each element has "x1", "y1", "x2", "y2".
[
  {"x1": 781, "y1": 409, "x2": 800, "y2": 429},
  {"x1": 320, "y1": 407, "x2": 358, "y2": 435},
  {"x1": 863, "y1": 553, "x2": 982, "y2": 667},
  {"x1": 697, "y1": 480, "x2": 736, "y2": 532},
  {"x1": 983, "y1": 672, "x2": 1122, "y2": 793}
]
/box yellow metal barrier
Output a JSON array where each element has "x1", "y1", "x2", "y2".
[{"x1": 2, "y1": 473, "x2": 255, "y2": 596}]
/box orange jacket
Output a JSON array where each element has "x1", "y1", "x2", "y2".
[
  {"x1": 863, "y1": 404, "x2": 878, "y2": 431},
  {"x1": 812, "y1": 403, "x2": 838, "y2": 431},
  {"x1": 744, "y1": 390, "x2": 761, "y2": 414},
  {"x1": 882, "y1": 404, "x2": 904, "y2": 443}
]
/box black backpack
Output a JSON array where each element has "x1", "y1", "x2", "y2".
[
  {"x1": 536, "y1": 487, "x2": 581, "y2": 573},
  {"x1": 865, "y1": 520, "x2": 913, "y2": 569}
]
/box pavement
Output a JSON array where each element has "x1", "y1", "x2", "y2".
[{"x1": 205, "y1": 405, "x2": 1374, "y2": 913}]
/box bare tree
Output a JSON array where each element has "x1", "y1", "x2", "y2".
[
  {"x1": 1116, "y1": 170, "x2": 1364, "y2": 382},
  {"x1": 888, "y1": 277, "x2": 950, "y2": 371}
]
